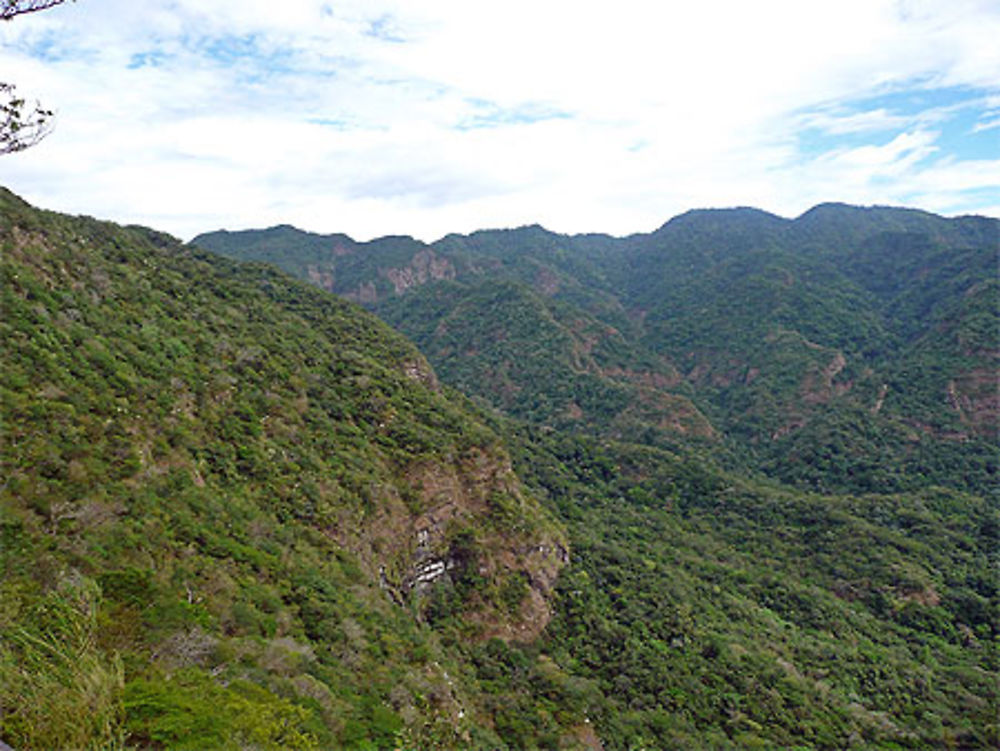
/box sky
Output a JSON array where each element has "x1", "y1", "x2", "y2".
[{"x1": 1, "y1": 0, "x2": 998, "y2": 241}]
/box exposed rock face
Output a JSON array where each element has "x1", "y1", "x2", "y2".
[
  {"x1": 306, "y1": 264, "x2": 335, "y2": 292},
  {"x1": 331, "y1": 448, "x2": 567, "y2": 642},
  {"x1": 340, "y1": 251, "x2": 456, "y2": 303},
  {"x1": 801, "y1": 351, "x2": 850, "y2": 405},
  {"x1": 383, "y1": 250, "x2": 456, "y2": 295},
  {"x1": 348, "y1": 281, "x2": 377, "y2": 304},
  {"x1": 948, "y1": 368, "x2": 998, "y2": 437},
  {"x1": 401, "y1": 358, "x2": 439, "y2": 390}
]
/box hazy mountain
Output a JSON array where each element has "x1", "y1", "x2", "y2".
[{"x1": 195, "y1": 203, "x2": 998, "y2": 495}]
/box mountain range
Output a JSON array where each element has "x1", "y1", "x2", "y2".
[
  {"x1": 195, "y1": 202, "x2": 998, "y2": 496},
  {"x1": 2, "y1": 188, "x2": 997, "y2": 749}
]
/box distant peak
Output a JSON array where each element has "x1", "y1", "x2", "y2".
[
  {"x1": 477, "y1": 223, "x2": 553, "y2": 236},
  {"x1": 261, "y1": 223, "x2": 311, "y2": 235},
  {"x1": 795, "y1": 202, "x2": 941, "y2": 221},
  {"x1": 193, "y1": 223, "x2": 304, "y2": 238},
  {"x1": 655, "y1": 206, "x2": 787, "y2": 233}
]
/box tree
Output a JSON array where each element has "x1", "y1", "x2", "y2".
[
  {"x1": 1, "y1": 0, "x2": 71, "y2": 155},
  {"x1": 1, "y1": 83, "x2": 54, "y2": 154},
  {"x1": 2, "y1": 1, "x2": 70, "y2": 20}
]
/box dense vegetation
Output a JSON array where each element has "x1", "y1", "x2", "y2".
[
  {"x1": 197, "y1": 203, "x2": 999, "y2": 496},
  {"x1": 3, "y1": 189, "x2": 997, "y2": 749},
  {"x1": 376, "y1": 278, "x2": 711, "y2": 449},
  {"x1": 0, "y1": 188, "x2": 566, "y2": 749},
  {"x1": 506, "y1": 428, "x2": 998, "y2": 749}
]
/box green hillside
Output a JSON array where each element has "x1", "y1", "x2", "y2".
[
  {"x1": 4, "y1": 191, "x2": 998, "y2": 749},
  {"x1": 0, "y1": 188, "x2": 567, "y2": 749},
  {"x1": 507, "y1": 428, "x2": 998, "y2": 749},
  {"x1": 195, "y1": 204, "x2": 998, "y2": 495},
  {"x1": 629, "y1": 205, "x2": 999, "y2": 493},
  {"x1": 376, "y1": 278, "x2": 712, "y2": 448}
]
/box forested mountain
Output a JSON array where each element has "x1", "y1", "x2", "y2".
[
  {"x1": 0, "y1": 188, "x2": 566, "y2": 749},
  {"x1": 3, "y1": 190, "x2": 997, "y2": 749},
  {"x1": 195, "y1": 203, "x2": 998, "y2": 495}
]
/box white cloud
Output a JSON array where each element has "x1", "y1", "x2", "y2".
[
  {"x1": 1, "y1": 0, "x2": 998, "y2": 240},
  {"x1": 973, "y1": 115, "x2": 1000, "y2": 133}
]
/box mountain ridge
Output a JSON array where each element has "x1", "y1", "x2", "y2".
[
  {"x1": 196, "y1": 202, "x2": 998, "y2": 246},
  {"x1": 194, "y1": 202, "x2": 998, "y2": 495}
]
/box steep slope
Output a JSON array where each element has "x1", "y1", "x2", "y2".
[
  {"x1": 616, "y1": 206, "x2": 792, "y2": 303},
  {"x1": 197, "y1": 223, "x2": 622, "y2": 318},
  {"x1": 628, "y1": 205, "x2": 998, "y2": 492},
  {"x1": 0, "y1": 188, "x2": 567, "y2": 749},
  {"x1": 198, "y1": 224, "x2": 713, "y2": 451},
  {"x1": 376, "y1": 278, "x2": 712, "y2": 446},
  {"x1": 195, "y1": 204, "x2": 998, "y2": 494}
]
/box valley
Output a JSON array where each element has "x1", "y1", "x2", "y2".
[{"x1": 2, "y1": 189, "x2": 997, "y2": 749}]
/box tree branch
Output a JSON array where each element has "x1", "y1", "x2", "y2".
[
  {"x1": 1, "y1": 1, "x2": 70, "y2": 21},
  {"x1": 1, "y1": 82, "x2": 55, "y2": 154}
]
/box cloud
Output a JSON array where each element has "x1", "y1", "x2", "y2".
[
  {"x1": 0, "y1": 0, "x2": 998, "y2": 240},
  {"x1": 973, "y1": 113, "x2": 1000, "y2": 133}
]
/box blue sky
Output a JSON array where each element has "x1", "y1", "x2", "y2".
[{"x1": 1, "y1": 0, "x2": 998, "y2": 240}]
